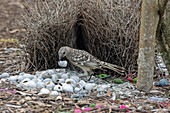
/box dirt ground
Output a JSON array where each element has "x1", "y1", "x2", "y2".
[
  {"x1": 0, "y1": 0, "x2": 25, "y2": 73},
  {"x1": 0, "y1": 0, "x2": 169, "y2": 113},
  {"x1": 0, "y1": 0, "x2": 23, "y2": 41}
]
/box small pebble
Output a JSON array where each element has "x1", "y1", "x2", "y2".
[
  {"x1": 70, "y1": 76, "x2": 79, "y2": 83},
  {"x1": 58, "y1": 60, "x2": 68, "y2": 67},
  {"x1": 76, "y1": 80, "x2": 86, "y2": 88},
  {"x1": 24, "y1": 80, "x2": 37, "y2": 89},
  {"x1": 62, "y1": 84, "x2": 73, "y2": 93},
  {"x1": 50, "y1": 91, "x2": 59, "y2": 96},
  {"x1": 57, "y1": 79, "x2": 65, "y2": 83},
  {"x1": 8, "y1": 76, "x2": 18, "y2": 82},
  {"x1": 159, "y1": 78, "x2": 169, "y2": 86},
  {"x1": 74, "y1": 87, "x2": 82, "y2": 92},
  {"x1": 97, "y1": 84, "x2": 110, "y2": 92},
  {"x1": 43, "y1": 78, "x2": 52, "y2": 84},
  {"x1": 85, "y1": 83, "x2": 96, "y2": 91},
  {"x1": 148, "y1": 97, "x2": 164, "y2": 102},
  {"x1": 37, "y1": 81, "x2": 45, "y2": 89},
  {"x1": 65, "y1": 79, "x2": 76, "y2": 87},
  {"x1": 53, "y1": 85, "x2": 63, "y2": 92},
  {"x1": 137, "y1": 106, "x2": 142, "y2": 110},
  {"x1": 56, "y1": 96, "x2": 62, "y2": 100},
  {"x1": 38, "y1": 88, "x2": 50, "y2": 95},
  {"x1": 61, "y1": 74, "x2": 69, "y2": 80},
  {"x1": 41, "y1": 71, "x2": 51, "y2": 79},
  {"x1": 48, "y1": 69, "x2": 56, "y2": 75},
  {"x1": 71, "y1": 94, "x2": 84, "y2": 98},
  {"x1": 23, "y1": 74, "x2": 34, "y2": 80},
  {"x1": 21, "y1": 78, "x2": 30, "y2": 84},
  {"x1": 51, "y1": 74, "x2": 58, "y2": 83},
  {"x1": 24, "y1": 96, "x2": 32, "y2": 101},
  {"x1": 45, "y1": 82, "x2": 55, "y2": 90},
  {"x1": 0, "y1": 73, "x2": 9, "y2": 78},
  {"x1": 17, "y1": 75, "x2": 25, "y2": 82}
]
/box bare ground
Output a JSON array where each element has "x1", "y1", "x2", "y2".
[{"x1": 0, "y1": 0, "x2": 169, "y2": 113}]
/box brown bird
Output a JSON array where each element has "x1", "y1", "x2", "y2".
[{"x1": 58, "y1": 46, "x2": 124, "y2": 80}]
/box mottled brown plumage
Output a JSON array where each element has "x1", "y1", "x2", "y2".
[{"x1": 58, "y1": 46, "x2": 124, "y2": 80}]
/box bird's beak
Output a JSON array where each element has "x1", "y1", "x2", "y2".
[
  {"x1": 59, "y1": 54, "x2": 64, "y2": 61},
  {"x1": 59, "y1": 55, "x2": 62, "y2": 61}
]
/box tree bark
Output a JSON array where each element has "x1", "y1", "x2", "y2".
[{"x1": 137, "y1": 0, "x2": 159, "y2": 92}]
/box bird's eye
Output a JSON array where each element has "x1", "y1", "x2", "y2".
[{"x1": 63, "y1": 52, "x2": 65, "y2": 54}]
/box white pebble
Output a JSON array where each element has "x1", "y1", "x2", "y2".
[
  {"x1": 0, "y1": 78, "x2": 7, "y2": 82},
  {"x1": 137, "y1": 106, "x2": 142, "y2": 110},
  {"x1": 51, "y1": 74, "x2": 58, "y2": 83},
  {"x1": 70, "y1": 76, "x2": 79, "y2": 83},
  {"x1": 56, "y1": 96, "x2": 62, "y2": 100},
  {"x1": 8, "y1": 76, "x2": 18, "y2": 82},
  {"x1": 50, "y1": 91, "x2": 59, "y2": 96},
  {"x1": 21, "y1": 78, "x2": 30, "y2": 84},
  {"x1": 32, "y1": 77, "x2": 42, "y2": 83},
  {"x1": 55, "y1": 72, "x2": 65, "y2": 78},
  {"x1": 35, "y1": 71, "x2": 41, "y2": 75},
  {"x1": 56, "y1": 69, "x2": 66, "y2": 72},
  {"x1": 58, "y1": 60, "x2": 68, "y2": 67},
  {"x1": 24, "y1": 80, "x2": 37, "y2": 89},
  {"x1": 97, "y1": 85, "x2": 110, "y2": 92},
  {"x1": 110, "y1": 92, "x2": 116, "y2": 101},
  {"x1": 38, "y1": 88, "x2": 50, "y2": 95},
  {"x1": 45, "y1": 82, "x2": 55, "y2": 90},
  {"x1": 54, "y1": 85, "x2": 63, "y2": 92},
  {"x1": 23, "y1": 74, "x2": 34, "y2": 80},
  {"x1": 17, "y1": 75, "x2": 25, "y2": 82},
  {"x1": 24, "y1": 96, "x2": 32, "y2": 101},
  {"x1": 65, "y1": 79, "x2": 76, "y2": 87},
  {"x1": 74, "y1": 87, "x2": 82, "y2": 92},
  {"x1": 61, "y1": 74, "x2": 69, "y2": 80},
  {"x1": 48, "y1": 69, "x2": 56, "y2": 75},
  {"x1": 0, "y1": 73, "x2": 9, "y2": 78},
  {"x1": 57, "y1": 79, "x2": 65, "y2": 83},
  {"x1": 36, "y1": 81, "x2": 45, "y2": 89},
  {"x1": 76, "y1": 80, "x2": 86, "y2": 88},
  {"x1": 85, "y1": 83, "x2": 96, "y2": 91},
  {"x1": 41, "y1": 71, "x2": 51, "y2": 79},
  {"x1": 62, "y1": 84, "x2": 73, "y2": 93},
  {"x1": 43, "y1": 78, "x2": 52, "y2": 84},
  {"x1": 19, "y1": 72, "x2": 25, "y2": 76}
]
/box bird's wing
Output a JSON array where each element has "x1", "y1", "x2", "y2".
[{"x1": 68, "y1": 50, "x2": 100, "y2": 68}]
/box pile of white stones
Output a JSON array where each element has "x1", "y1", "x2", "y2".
[
  {"x1": 0, "y1": 68, "x2": 138, "y2": 100},
  {"x1": 1, "y1": 69, "x2": 95, "y2": 94},
  {"x1": 0, "y1": 61, "x2": 137, "y2": 100}
]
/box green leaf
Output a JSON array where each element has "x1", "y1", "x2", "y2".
[{"x1": 114, "y1": 78, "x2": 123, "y2": 84}]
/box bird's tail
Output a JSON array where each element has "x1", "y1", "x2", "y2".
[{"x1": 101, "y1": 61, "x2": 125, "y2": 75}]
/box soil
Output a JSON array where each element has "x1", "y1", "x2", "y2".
[
  {"x1": 0, "y1": 0, "x2": 169, "y2": 113},
  {"x1": 0, "y1": 0, "x2": 23, "y2": 42}
]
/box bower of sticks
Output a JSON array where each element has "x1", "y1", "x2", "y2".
[{"x1": 18, "y1": 0, "x2": 141, "y2": 74}]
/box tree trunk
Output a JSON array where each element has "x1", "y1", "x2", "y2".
[{"x1": 137, "y1": 0, "x2": 159, "y2": 92}]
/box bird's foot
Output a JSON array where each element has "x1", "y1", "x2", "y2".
[{"x1": 88, "y1": 74, "x2": 94, "y2": 81}]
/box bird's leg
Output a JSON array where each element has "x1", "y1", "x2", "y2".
[
  {"x1": 79, "y1": 69, "x2": 89, "y2": 78},
  {"x1": 88, "y1": 71, "x2": 94, "y2": 81},
  {"x1": 81, "y1": 68, "x2": 93, "y2": 81}
]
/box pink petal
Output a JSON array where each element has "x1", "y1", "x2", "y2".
[
  {"x1": 74, "y1": 109, "x2": 82, "y2": 113},
  {"x1": 84, "y1": 107, "x2": 93, "y2": 111},
  {"x1": 126, "y1": 78, "x2": 133, "y2": 82},
  {"x1": 97, "y1": 105, "x2": 101, "y2": 108},
  {"x1": 120, "y1": 105, "x2": 128, "y2": 109}
]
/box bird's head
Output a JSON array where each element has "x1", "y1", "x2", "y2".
[{"x1": 58, "y1": 46, "x2": 70, "y2": 60}]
